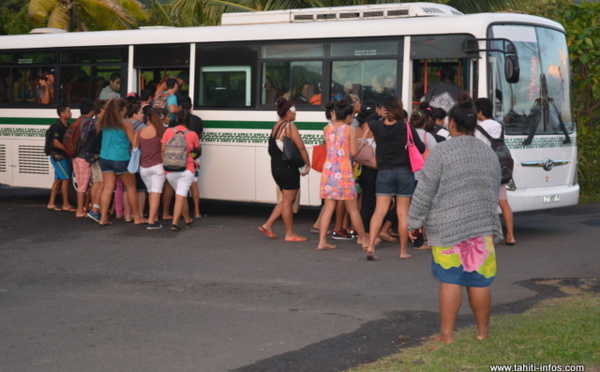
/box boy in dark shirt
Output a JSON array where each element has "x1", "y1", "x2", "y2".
[{"x1": 47, "y1": 104, "x2": 75, "y2": 211}]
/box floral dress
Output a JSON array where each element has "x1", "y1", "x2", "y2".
[
  {"x1": 431, "y1": 235, "x2": 497, "y2": 287},
  {"x1": 319, "y1": 124, "x2": 357, "y2": 200}
]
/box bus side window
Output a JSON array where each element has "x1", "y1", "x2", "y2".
[
  {"x1": 261, "y1": 62, "x2": 322, "y2": 106},
  {"x1": 331, "y1": 60, "x2": 397, "y2": 104}
]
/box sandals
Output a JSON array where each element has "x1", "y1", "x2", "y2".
[
  {"x1": 171, "y1": 224, "x2": 181, "y2": 232},
  {"x1": 258, "y1": 226, "x2": 276, "y2": 239}
]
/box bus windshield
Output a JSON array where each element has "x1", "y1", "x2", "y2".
[{"x1": 489, "y1": 25, "x2": 573, "y2": 138}]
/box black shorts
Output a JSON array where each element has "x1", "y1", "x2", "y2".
[{"x1": 271, "y1": 160, "x2": 300, "y2": 190}]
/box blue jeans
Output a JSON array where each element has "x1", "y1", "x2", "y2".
[{"x1": 375, "y1": 167, "x2": 415, "y2": 197}]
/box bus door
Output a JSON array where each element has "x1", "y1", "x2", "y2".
[{"x1": 410, "y1": 35, "x2": 479, "y2": 114}]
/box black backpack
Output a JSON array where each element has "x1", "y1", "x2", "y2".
[
  {"x1": 430, "y1": 125, "x2": 448, "y2": 143},
  {"x1": 44, "y1": 127, "x2": 53, "y2": 156},
  {"x1": 82, "y1": 120, "x2": 102, "y2": 162},
  {"x1": 476, "y1": 123, "x2": 514, "y2": 184}
]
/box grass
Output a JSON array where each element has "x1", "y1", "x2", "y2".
[{"x1": 347, "y1": 280, "x2": 600, "y2": 372}]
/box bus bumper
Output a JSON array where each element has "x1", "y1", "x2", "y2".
[{"x1": 507, "y1": 184, "x2": 579, "y2": 213}]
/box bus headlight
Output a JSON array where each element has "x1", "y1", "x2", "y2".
[{"x1": 506, "y1": 178, "x2": 516, "y2": 191}]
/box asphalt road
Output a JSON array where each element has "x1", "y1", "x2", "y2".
[{"x1": 1, "y1": 186, "x2": 599, "y2": 372}]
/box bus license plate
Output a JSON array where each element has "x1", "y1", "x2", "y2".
[{"x1": 544, "y1": 194, "x2": 560, "y2": 203}]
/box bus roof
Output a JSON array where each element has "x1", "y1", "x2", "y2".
[
  {"x1": 0, "y1": 12, "x2": 564, "y2": 50},
  {"x1": 220, "y1": 2, "x2": 463, "y2": 25}
]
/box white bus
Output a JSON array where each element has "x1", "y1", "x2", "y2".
[{"x1": 0, "y1": 3, "x2": 578, "y2": 212}]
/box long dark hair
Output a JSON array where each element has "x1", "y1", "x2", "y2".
[
  {"x1": 96, "y1": 98, "x2": 126, "y2": 133},
  {"x1": 146, "y1": 107, "x2": 167, "y2": 138},
  {"x1": 382, "y1": 95, "x2": 404, "y2": 122}
]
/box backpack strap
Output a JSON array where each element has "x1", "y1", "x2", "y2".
[{"x1": 475, "y1": 124, "x2": 495, "y2": 143}]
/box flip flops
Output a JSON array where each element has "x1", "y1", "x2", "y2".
[{"x1": 258, "y1": 227, "x2": 276, "y2": 239}]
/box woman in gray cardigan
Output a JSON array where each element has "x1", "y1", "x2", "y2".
[{"x1": 408, "y1": 94, "x2": 502, "y2": 344}]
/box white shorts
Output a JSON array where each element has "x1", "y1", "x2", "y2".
[
  {"x1": 167, "y1": 169, "x2": 194, "y2": 197},
  {"x1": 140, "y1": 164, "x2": 166, "y2": 194}
]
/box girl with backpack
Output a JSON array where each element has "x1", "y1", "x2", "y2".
[{"x1": 160, "y1": 108, "x2": 200, "y2": 231}]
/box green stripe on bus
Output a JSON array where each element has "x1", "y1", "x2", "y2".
[
  {"x1": 0, "y1": 117, "x2": 326, "y2": 131},
  {"x1": 0, "y1": 117, "x2": 55, "y2": 125}
]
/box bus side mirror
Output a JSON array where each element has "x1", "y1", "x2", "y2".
[{"x1": 505, "y1": 55, "x2": 520, "y2": 83}]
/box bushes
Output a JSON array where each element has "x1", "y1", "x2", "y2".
[{"x1": 560, "y1": 2, "x2": 600, "y2": 202}]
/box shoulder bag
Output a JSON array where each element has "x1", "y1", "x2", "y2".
[
  {"x1": 127, "y1": 147, "x2": 141, "y2": 173},
  {"x1": 352, "y1": 127, "x2": 377, "y2": 169},
  {"x1": 311, "y1": 142, "x2": 327, "y2": 172},
  {"x1": 282, "y1": 122, "x2": 305, "y2": 168},
  {"x1": 406, "y1": 123, "x2": 424, "y2": 172}
]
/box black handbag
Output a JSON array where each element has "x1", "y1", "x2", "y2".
[{"x1": 282, "y1": 123, "x2": 305, "y2": 168}]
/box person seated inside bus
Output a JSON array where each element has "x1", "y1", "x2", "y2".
[
  {"x1": 422, "y1": 66, "x2": 461, "y2": 113},
  {"x1": 383, "y1": 75, "x2": 397, "y2": 96},
  {"x1": 0, "y1": 69, "x2": 11, "y2": 103},
  {"x1": 364, "y1": 75, "x2": 386, "y2": 102},
  {"x1": 12, "y1": 69, "x2": 36, "y2": 103},
  {"x1": 263, "y1": 76, "x2": 277, "y2": 105},
  {"x1": 332, "y1": 81, "x2": 357, "y2": 102},
  {"x1": 63, "y1": 68, "x2": 91, "y2": 104},
  {"x1": 36, "y1": 69, "x2": 55, "y2": 105},
  {"x1": 291, "y1": 82, "x2": 314, "y2": 105},
  {"x1": 308, "y1": 83, "x2": 322, "y2": 105},
  {"x1": 99, "y1": 72, "x2": 121, "y2": 99}
]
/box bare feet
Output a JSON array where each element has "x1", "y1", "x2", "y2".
[
  {"x1": 399, "y1": 254, "x2": 413, "y2": 260},
  {"x1": 413, "y1": 244, "x2": 431, "y2": 250},
  {"x1": 366, "y1": 248, "x2": 377, "y2": 261},
  {"x1": 162, "y1": 215, "x2": 173, "y2": 220},
  {"x1": 316, "y1": 243, "x2": 336, "y2": 250},
  {"x1": 477, "y1": 327, "x2": 489, "y2": 340},
  {"x1": 435, "y1": 333, "x2": 453, "y2": 344},
  {"x1": 134, "y1": 218, "x2": 148, "y2": 225},
  {"x1": 285, "y1": 235, "x2": 308, "y2": 242}
]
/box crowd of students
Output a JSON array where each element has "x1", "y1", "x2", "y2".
[
  {"x1": 260, "y1": 90, "x2": 515, "y2": 344},
  {"x1": 45, "y1": 76, "x2": 203, "y2": 231},
  {"x1": 260, "y1": 93, "x2": 515, "y2": 254}
]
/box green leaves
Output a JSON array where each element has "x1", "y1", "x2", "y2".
[
  {"x1": 558, "y1": 1, "x2": 600, "y2": 201},
  {"x1": 27, "y1": 0, "x2": 149, "y2": 31}
]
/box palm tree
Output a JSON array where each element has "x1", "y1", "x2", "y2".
[{"x1": 28, "y1": 0, "x2": 149, "y2": 31}]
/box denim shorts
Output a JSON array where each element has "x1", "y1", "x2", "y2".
[
  {"x1": 375, "y1": 167, "x2": 416, "y2": 197},
  {"x1": 99, "y1": 158, "x2": 129, "y2": 175}
]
